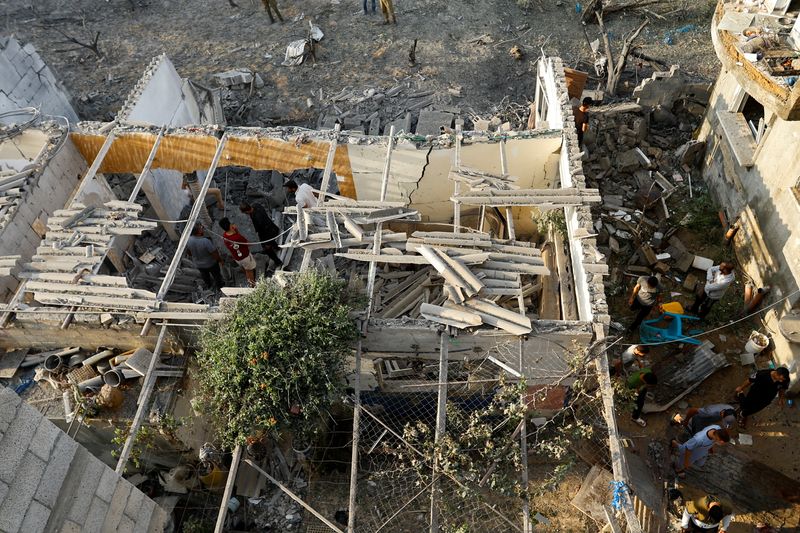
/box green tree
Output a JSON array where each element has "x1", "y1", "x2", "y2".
[{"x1": 196, "y1": 271, "x2": 358, "y2": 447}]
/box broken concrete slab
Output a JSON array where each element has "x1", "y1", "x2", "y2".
[
  {"x1": 384, "y1": 112, "x2": 411, "y2": 134},
  {"x1": 675, "y1": 140, "x2": 705, "y2": 168},
  {"x1": 213, "y1": 68, "x2": 263, "y2": 89},
  {"x1": 633, "y1": 65, "x2": 685, "y2": 108},
  {"x1": 616, "y1": 148, "x2": 646, "y2": 173},
  {"x1": 415, "y1": 110, "x2": 454, "y2": 136}
]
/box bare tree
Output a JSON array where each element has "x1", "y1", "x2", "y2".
[
  {"x1": 595, "y1": 12, "x2": 649, "y2": 96},
  {"x1": 48, "y1": 19, "x2": 103, "y2": 60}
]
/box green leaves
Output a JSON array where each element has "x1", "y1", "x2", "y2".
[{"x1": 195, "y1": 270, "x2": 358, "y2": 448}]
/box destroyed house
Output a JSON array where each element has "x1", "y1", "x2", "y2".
[
  {"x1": 698, "y1": 0, "x2": 800, "y2": 386},
  {"x1": 0, "y1": 55, "x2": 648, "y2": 531}
]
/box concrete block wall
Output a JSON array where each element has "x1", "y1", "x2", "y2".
[
  {"x1": 0, "y1": 37, "x2": 78, "y2": 124},
  {"x1": 0, "y1": 386, "x2": 168, "y2": 533},
  {"x1": 0, "y1": 137, "x2": 87, "y2": 301}
]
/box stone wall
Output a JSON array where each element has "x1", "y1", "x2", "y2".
[
  {"x1": 0, "y1": 386, "x2": 168, "y2": 533},
  {"x1": 0, "y1": 37, "x2": 78, "y2": 124}
]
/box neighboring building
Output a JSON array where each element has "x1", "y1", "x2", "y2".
[{"x1": 698, "y1": 0, "x2": 800, "y2": 387}]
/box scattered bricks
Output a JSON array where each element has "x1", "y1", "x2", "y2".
[
  {"x1": 415, "y1": 110, "x2": 454, "y2": 136},
  {"x1": 632, "y1": 117, "x2": 648, "y2": 141},
  {"x1": 368, "y1": 115, "x2": 381, "y2": 136},
  {"x1": 0, "y1": 405, "x2": 39, "y2": 483},
  {"x1": 676, "y1": 253, "x2": 695, "y2": 273},
  {"x1": 34, "y1": 432, "x2": 78, "y2": 508},
  {"x1": 83, "y1": 497, "x2": 109, "y2": 533},
  {"x1": 615, "y1": 148, "x2": 644, "y2": 173},
  {"x1": 653, "y1": 261, "x2": 670, "y2": 274},
  {"x1": 101, "y1": 479, "x2": 132, "y2": 532},
  {"x1": 0, "y1": 453, "x2": 47, "y2": 533},
  {"x1": 28, "y1": 417, "x2": 61, "y2": 461},
  {"x1": 95, "y1": 466, "x2": 118, "y2": 503},
  {"x1": 640, "y1": 244, "x2": 658, "y2": 266},
  {"x1": 684, "y1": 273, "x2": 699, "y2": 292},
  {"x1": 21, "y1": 500, "x2": 51, "y2": 533}
]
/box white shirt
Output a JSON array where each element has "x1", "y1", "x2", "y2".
[
  {"x1": 295, "y1": 183, "x2": 317, "y2": 208},
  {"x1": 621, "y1": 345, "x2": 648, "y2": 367},
  {"x1": 704, "y1": 266, "x2": 734, "y2": 300}
]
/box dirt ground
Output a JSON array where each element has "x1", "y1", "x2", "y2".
[{"x1": 2, "y1": 0, "x2": 719, "y2": 125}]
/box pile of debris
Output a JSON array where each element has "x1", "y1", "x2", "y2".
[{"x1": 582, "y1": 67, "x2": 713, "y2": 279}]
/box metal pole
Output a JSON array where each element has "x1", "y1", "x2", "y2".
[
  {"x1": 128, "y1": 126, "x2": 165, "y2": 202},
  {"x1": 500, "y1": 139, "x2": 516, "y2": 240},
  {"x1": 115, "y1": 324, "x2": 168, "y2": 473},
  {"x1": 379, "y1": 125, "x2": 396, "y2": 202},
  {"x1": 68, "y1": 125, "x2": 117, "y2": 205},
  {"x1": 518, "y1": 338, "x2": 531, "y2": 533},
  {"x1": 214, "y1": 444, "x2": 243, "y2": 533},
  {"x1": 452, "y1": 126, "x2": 462, "y2": 234},
  {"x1": 347, "y1": 338, "x2": 362, "y2": 533},
  {"x1": 317, "y1": 123, "x2": 341, "y2": 206},
  {"x1": 429, "y1": 331, "x2": 449, "y2": 533},
  {"x1": 244, "y1": 459, "x2": 346, "y2": 533},
  {"x1": 156, "y1": 134, "x2": 228, "y2": 301}
]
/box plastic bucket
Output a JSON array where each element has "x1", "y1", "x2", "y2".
[{"x1": 744, "y1": 331, "x2": 769, "y2": 354}]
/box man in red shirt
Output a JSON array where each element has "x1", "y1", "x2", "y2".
[{"x1": 219, "y1": 217, "x2": 256, "y2": 287}]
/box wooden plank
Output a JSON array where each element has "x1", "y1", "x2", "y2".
[{"x1": 0, "y1": 349, "x2": 28, "y2": 378}]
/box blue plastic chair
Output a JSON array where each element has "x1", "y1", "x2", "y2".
[{"x1": 639, "y1": 312, "x2": 703, "y2": 346}]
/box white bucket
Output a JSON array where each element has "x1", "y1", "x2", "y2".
[{"x1": 744, "y1": 331, "x2": 769, "y2": 354}]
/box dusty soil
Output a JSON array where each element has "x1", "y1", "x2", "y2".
[{"x1": 2, "y1": 0, "x2": 719, "y2": 126}]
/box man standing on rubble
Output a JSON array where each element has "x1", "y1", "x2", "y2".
[
  {"x1": 734, "y1": 367, "x2": 790, "y2": 429},
  {"x1": 186, "y1": 224, "x2": 225, "y2": 291},
  {"x1": 240, "y1": 201, "x2": 283, "y2": 277},
  {"x1": 690, "y1": 262, "x2": 735, "y2": 319},
  {"x1": 574, "y1": 97, "x2": 592, "y2": 147},
  {"x1": 284, "y1": 180, "x2": 318, "y2": 208},
  {"x1": 627, "y1": 368, "x2": 657, "y2": 427},
  {"x1": 219, "y1": 217, "x2": 256, "y2": 287},
  {"x1": 379, "y1": 0, "x2": 397, "y2": 24},
  {"x1": 627, "y1": 275, "x2": 662, "y2": 333},
  {"x1": 260, "y1": 0, "x2": 284, "y2": 23}
]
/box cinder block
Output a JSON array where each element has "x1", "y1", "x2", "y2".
[
  {"x1": 20, "y1": 499, "x2": 51, "y2": 533},
  {"x1": 132, "y1": 498, "x2": 155, "y2": 533},
  {"x1": 0, "y1": 407, "x2": 39, "y2": 483},
  {"x1": 67, "y1": 457, "x2": 104, "y2": 525},
  {"x1": 118, "y1": 515, "x2": 135, "y2": 533},
  {"x1": 28, "y1": 417, "x2": 61, "y2": 461},
  {"x1": 123, "y1": 482, "x2": 145, "y2": 519},
  {"x1": 0, "y1": 452, "x2": 47, "y2": 533},
  {"x1": 95, "y1": 467, "x2": 118, "y2": 502},
  {"x1": 34, "y1": 432, "x2": 78, "y2": 508},
  {"x1": 0, "y1": 480, "x2": 8, "y2": 508},
  {"x1": 82, "y1": 497, "x2": 109, "y2": 533},
  {"x1": 0, "y1": 387, "x2": 21, "y2": 433},
  {"x1": 101, "y1": 480, "x2": 132, "y2": 532},
  {"x1": 59, "y1": 520, "x2": 82, "y2": 533}
]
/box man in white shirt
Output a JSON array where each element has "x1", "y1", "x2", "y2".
[
  {"x1": 284, "y1": 180, "x2": 318, "y2": 208},
  {"x1": 690, "y1": 262, "x2": 735, "y2": 318}
]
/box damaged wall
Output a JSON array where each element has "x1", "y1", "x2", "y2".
[
  {"x1": 0, "y1": 37, "x2": 78, "y2": 124},
  {"x1": 0, "y1": 131, "x2": 87, "y2": 302},
  {"x1": 698, "y1": 67, "x2": 800, "y2": 385}
]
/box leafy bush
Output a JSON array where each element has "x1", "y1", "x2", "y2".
[{"x1": 195, "y1": 271, "x2": 358, "y2": 448}]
